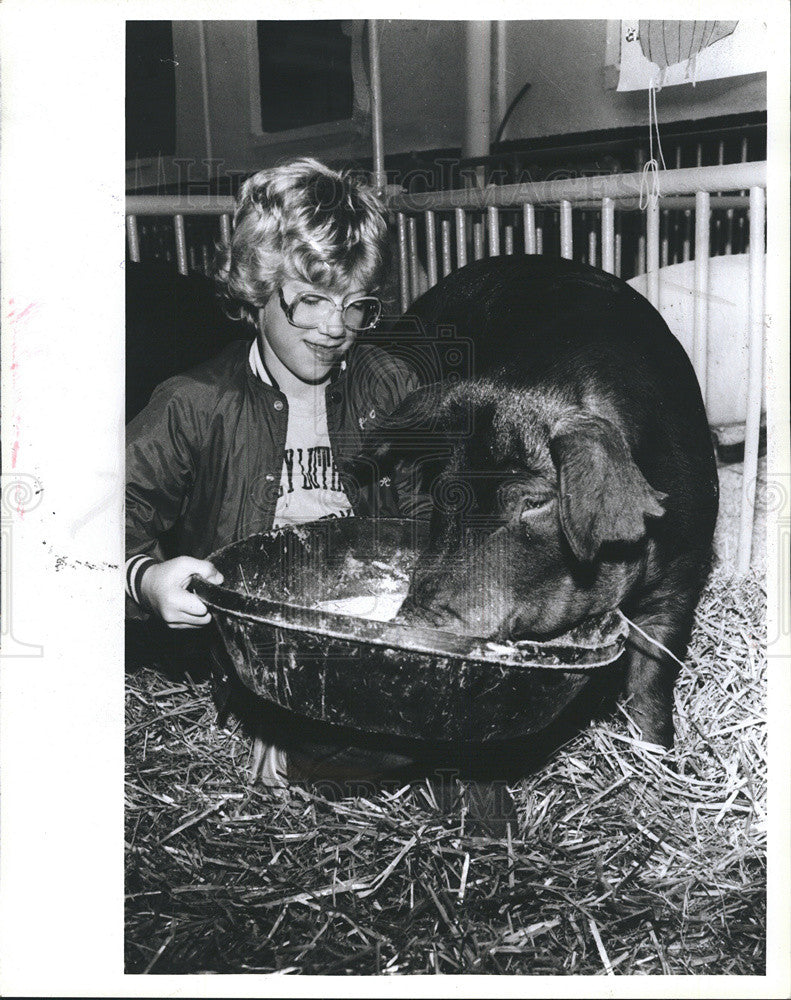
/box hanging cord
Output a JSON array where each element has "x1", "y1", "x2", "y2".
[
  {"x1": 622, "y1": 614, "x2": 686, "y2": 671},
  {"x1": 493, "y1": 81, "x2": 532, "y2": 147},
  {"x1": 639, "y1": 79, "x2": 668, "y2": 210}
]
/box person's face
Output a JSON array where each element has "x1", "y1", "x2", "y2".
[{"x1": 258, "y1": 279, "x2": 366, "y2": 384}]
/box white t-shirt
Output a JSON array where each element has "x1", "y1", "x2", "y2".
[{"x1": 249, "y1": 341, "x2": 353, "y2": 528}]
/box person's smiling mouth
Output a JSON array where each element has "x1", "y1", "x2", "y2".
[{"x1": 306, "y1": 341, "x2": 346, "y2": 361}]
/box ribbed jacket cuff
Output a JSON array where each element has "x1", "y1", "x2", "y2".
[{"x1": 125, "y1": 554, "x2": 157, "y2": 607}]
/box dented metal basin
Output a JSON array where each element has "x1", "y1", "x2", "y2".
[{"x1": 190, "y1": 518, "x2": 628, "y2": 743}]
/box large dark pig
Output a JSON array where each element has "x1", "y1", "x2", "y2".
[{"x1": 365, "y1": 255, "x2": 718, "y2": 748}]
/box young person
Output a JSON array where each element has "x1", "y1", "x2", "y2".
[{"x1": 126, "y1": 158, "x2": 421, "y2": 786}]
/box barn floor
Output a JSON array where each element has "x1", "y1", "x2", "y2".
[{"x1": 125, "y1": 464, "x2": 767, "y2": 974}]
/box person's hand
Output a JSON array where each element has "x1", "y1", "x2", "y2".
[{"x1": 139, "y1": 557, "x2": 224, "y2": 628}]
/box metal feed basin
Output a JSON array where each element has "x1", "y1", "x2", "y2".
[{"x1": 190, "y1": 518, "x2": 628, "y2": 743}]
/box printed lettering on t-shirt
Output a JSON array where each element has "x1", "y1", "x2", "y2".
[{"x1": 280, "y1": 446, "x2": 344, "y2": 496}]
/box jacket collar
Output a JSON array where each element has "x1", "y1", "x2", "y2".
[{"x1": 248, "y1": 338, "x2": 348, "y2": 391}]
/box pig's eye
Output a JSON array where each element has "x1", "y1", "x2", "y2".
[
  {"x1": 497, "y1": 477, "x2": 551, "y2": 517},
  {"x1": 518, "y1": 495, "x2": 552, "y2": 519}
]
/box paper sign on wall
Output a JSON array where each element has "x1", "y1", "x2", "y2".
[{"x1": 616, "y1": 20, "x2": 767, "y2": 91}]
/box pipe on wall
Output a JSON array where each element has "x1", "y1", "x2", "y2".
[
  {"x1": 197, "y1": 21, "x2": 213, "y2": 166},
  {"x1": 463, "y1": 21, "x2": 492, "y2": 181},
  {"x1": 367, "y1": 20, "x2": 386, "y2": 193},
  {"x1": 494, "y1": 21, "x2": 507, "y2": 140}
]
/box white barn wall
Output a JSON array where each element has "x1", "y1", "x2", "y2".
[{"x1": 159, "y1": 19, "x2": 766, "y2": 183}]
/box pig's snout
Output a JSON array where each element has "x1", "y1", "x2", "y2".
[
  {"x1": 396, "y1": 565, "x2": 468, "y2": 630},
  {"x1": 397, "y1": 539, "x2": 528, "y2": 641}
]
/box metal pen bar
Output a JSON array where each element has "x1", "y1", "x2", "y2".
[
  {"x1": 455, "y1": 208, "x2": 467, "y2": 269},
  {"x1": 126, "y1": 194, "x2": 235, "y2": 215},
  {"x1": 386, "y1": 162, "x2": 767, "y2": 213},
  {"x1": 559, "y1": 201, "x2": 572, "y2": 259},
  {"x1": 125, "y1": 191, "x2": 757, "y2": 225},
  {"x1": 441, "y1": 219, "x2": 452, "y2": 277},
  {"x1": 425, "y1": 210, "x2": 438, "y2": 288},
  {"x1": 588, "y1": 227, "x2": 597, "y2": 269},
  {"x1": 220, "y1": 213, "x2": 231, "y2": 246},
  {"x1": 737, "y1": 187, "x2": 766, "y2": 574},
  {"x1": 682, "y1": 209, "x2": 692, "y2": 263},
  {"x1": 396, "y1": 212, "x2": 409, "y2": 312},
  {"x1": 487, "y1": 206, "x2": 500, "y2": 256},
  {"x1": 407, "y1": 216, "x2": 420, "y2": 301},
  {"x1": 367, "y1": 20, "x2": 386, "y2": 193},
  {"x1": 523, "y1": 203, "x2": 536, "y2": 254},
  {"x1": 646, "y1": 199, "x2": 660, "y2": 307},
  {"x1": 174, "y1": 214, "x2": 188, "y2": 275},
  {"x1": 693, "y1": 191, "x2": 711, "y2": 404},
  {"x1": 126, "y1": 215, "x2": 141, "y2": 263},
  {"x1": 601, "y1": 198, "x2": 614, "y2": 274},
  {"x1": 473, "y1": 221, "x2": 484, "y2": 261}
]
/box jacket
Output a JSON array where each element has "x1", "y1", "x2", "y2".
[{"x1": 126, "y1": 338, "x2": 421, "y2": 569}]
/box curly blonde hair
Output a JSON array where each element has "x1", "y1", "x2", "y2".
[{"x1": 212, "y1": 158, "x2": 391, "y2": 328}]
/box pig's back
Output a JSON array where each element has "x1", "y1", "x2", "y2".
[
  {"x1": 406, "y1": 255, "x2": 686, "y2": 381},
  {"x1": 406, "y1": 254, "x2": 717, "y2": 538}
]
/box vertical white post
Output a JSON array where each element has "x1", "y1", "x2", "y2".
[
  {"x1": 523, "y1": 204, "x2": 536, "y2": 254},
  {"x1": 473, "y1": 221, "x2": 484, "y2": 260},
  {"x1": 725, "y1": 209, "x2": 734, "y2": 256},
  {"x1": 661, "y1": 209, "x2": 669, "y2": 267},
  {"x1": 682, "y1": 209, "x2": 691, "y2": 262},
  {"x1": 407, "y1": 216, "x2": 420, "y2": 301},
  {"x1": 504, "y1": 224, "x2": 514, "y2": 255},
  {"x1": 494, "y1": 21, "x2": 507, "y2": 139},
  {"x1": 487, "y1": 206, "x2": 500, "y2": 256},
  {"x1": 425, "y1": 210, "x2": 438, "y2": 288},
  {"x1": 126, "y1": 215, "x2": 140, "y2": 263},
  {"x1": 560, "y1": 200, "x2": 572, "y2": 259},
  {"x1": 396, "y1": 212, "x2": 409, "y2": 312},
  {"x1": 601, "y1": 198, "x2": 614, "y2": 274},
  {"x1": 220, "y1": 213, "x2": 231, "y2": 246},
  {"x1": 713, "y1": 213, "x2": 722, "y2": 256},
  {"x1": 588, "y1": 227, "x2": 597, "y2": 269},
  {"x1": 646, "y1": 199, "x2": 660, "y2": 307},
  {"x1": 197, "y1": 21, "x2": 213, "y2": 165},
  {"x1": 463, "y1": 22, "x2": 492, "y2": 187},
  {"x1": 693, "y1": 190, "x2": 710, "y2": 404},
  {"x1": 367, "y1": 20, "x2": 386, "y2": 193},
  {"x1": 174, "y1": 214, "x2": 188, "y2": 275},
  {"x1": 455, "y1": 208, "x2": 468, "y2": 269},
  {"x1": 441, "y1": 219, "x2": 452, "y2": 277},
  {"x1": 737, "y1": 187, "x2": 766, "y2": 574},
  {"x1": 637, "y1": 233, "x2": 646, "y2": 277}
]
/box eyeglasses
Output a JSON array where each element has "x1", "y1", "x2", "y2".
[{"x1": 278, "y1": 288, "x2": 382, "y2": 332}]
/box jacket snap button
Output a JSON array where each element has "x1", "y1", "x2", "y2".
[
  {"x1": 273, "y1": 399, "x2": 284, "y2": 411},
  {"x1": 265, "y1": 474, "x2": 275, "y2": 482},
  {"x1": 329, "y1": 391, "x2": 341, "y2": 404}
]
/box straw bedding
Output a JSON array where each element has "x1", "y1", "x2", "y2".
[{"x1": 125, "y1": 570, "x2": 766, "y2": 975}]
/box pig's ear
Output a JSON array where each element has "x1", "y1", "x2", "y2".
[{"x1": 549, "y1": 415, "x2": 667, "y2": 562}]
